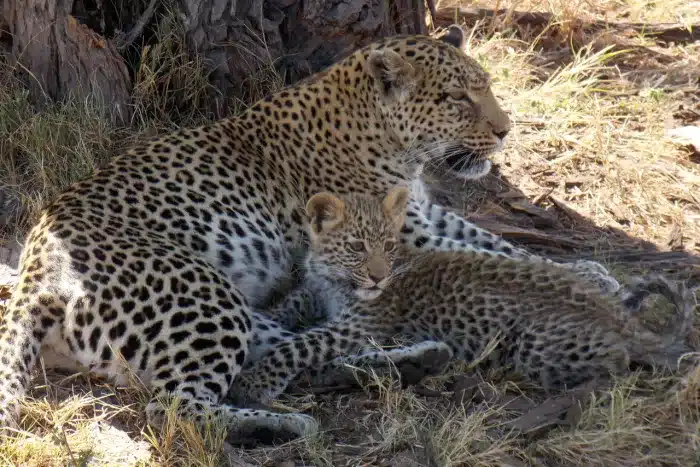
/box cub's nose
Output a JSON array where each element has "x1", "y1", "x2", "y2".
[{"x1": 368, "y1": 274, "x2": 385, "y2": 284}]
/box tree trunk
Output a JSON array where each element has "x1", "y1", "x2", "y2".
[
  {"x1": 178, "y1": 0, "x2": 426, "y2": 117},
  {"x1": 1, "y1": 0, "x2": 425, "y2": 121},
  {"x1": 2, "y1": 0, "x2": 132, "y2": 124}
]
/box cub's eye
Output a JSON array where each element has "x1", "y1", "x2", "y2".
[
  {"x1": 346, "y1": 241, "x2": 366, "y2": 252},
  {"x1": 383, "y1": 240, "x2": 397, "y2": 251}
]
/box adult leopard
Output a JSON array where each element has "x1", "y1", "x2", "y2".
[{"x1": 0, "y1": 25, "x2": 616, "y2": 440}]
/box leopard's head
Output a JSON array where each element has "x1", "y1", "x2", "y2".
[{"x1": 364, "y1": 25, "x2": 511, "y2": 179}]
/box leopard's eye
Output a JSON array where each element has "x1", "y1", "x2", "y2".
[
  {"x1": 383, "y1": 240, "x2": 397, "y2": 251},
  {"x1": 448, "y1": 90, "x2": 473, "y2": 104},
  {"x1": 346, "y1": 240, "x2": 366, "y2": 253}
]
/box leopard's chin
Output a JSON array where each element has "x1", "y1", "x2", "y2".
[{"x1": 444, "y1": 147, "x2": 493, "y2": 180}]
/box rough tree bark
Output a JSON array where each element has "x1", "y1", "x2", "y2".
[
  {"x1": 2, "y1": 0, "x2": 132, "y2": 124},
  {"x1": 175, "y1": 0, "x2": 426, "y2": 116},
  {"x1": 1, "y1": 0, "x2": 425, "y2": 120}
]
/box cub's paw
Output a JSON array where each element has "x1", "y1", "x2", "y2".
[
  {"x1": 292, "y1": 341, "x2": 454, "y2": 390},
  {"x1": 570, "y1": 259, "x2": 610, "y2": 276},
  {"x1": 565, "y1": 260, "x2": 620, "y2": 294}
]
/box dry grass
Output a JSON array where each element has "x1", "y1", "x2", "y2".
[
  {"x1": 423, "y1": 0, "x2": 700, "y2": 275},
  {"x1": 0, "y1": 4, "x2": 280, "y2": 238},
  {"x1": 436, "y1": 0, "x2": 700, "y2": 25},
  {"x1": 1, "y1": 0, "x2": 700, "y2": 465},
  {"x1": 0, "y1": 366, "x2": 244, "y2": 466},
  {"x1": 494, "y1": 41, "x2": 700, "y2": 251},
  {"x1": 0, "y1": 77, "x2": 117, "y2": 236}
]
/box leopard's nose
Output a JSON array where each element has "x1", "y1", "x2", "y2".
[{"x1": 493, "y1": 129, "x2": 509, "y2": 140}]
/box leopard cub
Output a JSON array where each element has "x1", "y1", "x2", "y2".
[
  {"x1": 255, "y1": 186, "x2": 407, "y2": 330},
  {"x1": 231, "y1": 187, "x2": 694, "y2": 404}
]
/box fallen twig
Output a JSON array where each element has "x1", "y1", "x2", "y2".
[{"x1": 114, "y1": 0, "x2": 159, "y2": 51}]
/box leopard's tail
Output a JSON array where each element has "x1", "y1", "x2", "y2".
[{"x1": 620, "y1": 275, "x2": 696, "y2": 371}]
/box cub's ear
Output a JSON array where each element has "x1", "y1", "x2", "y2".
[
  {"x1": 439, "y1": 24, "x2": 467, "y2": 50},
  {"x1": 306, "y1": 192, "x2": 346, "y2": 235},
  {"x1": 382, "y1": 186, "x2": 410, "y2": 230},
  {"x1": 367, "y1": 49, "x2": 417, "y2": 103}
]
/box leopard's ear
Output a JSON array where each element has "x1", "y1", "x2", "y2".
[
  {"x1": 367, "y1": 49, "x2": 417, "y2": 103},
  {"x1": 306, "y1": 192, "x2": 346, "y2": 235},
  {"x1": 382, "y1": 186, "x2": 409, "y2": 230},
  {"x1": 439, "y1": 24, "x2": 467, "y2": 50}
]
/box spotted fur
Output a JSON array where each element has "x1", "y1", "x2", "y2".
[{"x1": 231, "y1": 188, "x2": 693, "y2": 404}]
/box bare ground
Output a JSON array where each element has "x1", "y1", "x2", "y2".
[{"x1": 1, "y1": 0, "x2": 700, "y2": 465}]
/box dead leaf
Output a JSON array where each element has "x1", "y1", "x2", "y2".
[
  {"x1": 449, "y1": 374, "x2": 482, "y2": 405},
  {"x1": 504, "y1": 381, "x2": 598, "y2": 437}
]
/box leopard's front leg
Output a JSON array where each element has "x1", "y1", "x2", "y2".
[
  {"x1": 401, "y1": 200, "x2": 620, "y2": 294},
  {"x1": 401, "y1": 200, "x2": 530, "y2": 257}
]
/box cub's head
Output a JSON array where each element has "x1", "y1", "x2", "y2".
[
  {"x1": 364, "y1": 25, "x2": 510, "y2": 179},
  {"x1": 304, "y1": 186, "x2": 409, "y2": 300}
]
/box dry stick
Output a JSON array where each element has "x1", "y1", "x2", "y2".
[{"x1": 115, "y1": 0, "x2": 160, "y2": 51}]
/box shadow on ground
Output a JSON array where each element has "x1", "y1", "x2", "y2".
[{"x1": 423, "y1": 162, "x2": 700, "y2": 288}]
